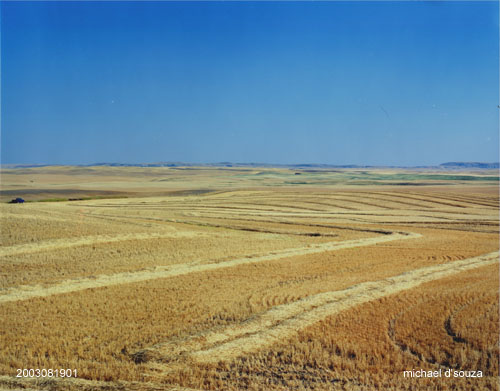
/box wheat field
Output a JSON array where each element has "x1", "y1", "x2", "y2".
[{"x1": 0, "y1": 167, "x2": 498, "y2": 391}]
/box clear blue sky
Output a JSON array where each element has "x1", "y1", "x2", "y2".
[{"x1": 1, "y1": 1, "x2": 498, "y2": 166}]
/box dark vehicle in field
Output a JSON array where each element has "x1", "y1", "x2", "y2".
[{"x1": 9, "y1": 198, "x2": 25, "y2": 204}]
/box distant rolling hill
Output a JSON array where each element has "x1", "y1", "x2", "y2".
[
  {"x1": 440, "y1": 162, "x2": 499, "y2": 169},
  {"x1": 2, "y1": 162, "x2": 499, "y2": 169}
]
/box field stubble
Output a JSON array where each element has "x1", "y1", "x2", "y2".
[{"x1": 0, "y1": 175, "x2": 498, "y2": 391}]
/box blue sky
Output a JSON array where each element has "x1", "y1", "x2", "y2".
[{"x1": 1, "y1": 1, "x2": 498, "y2": 166}]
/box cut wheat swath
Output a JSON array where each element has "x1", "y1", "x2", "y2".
[
  {"x1": 0, "y1": 231, "x2": 420, "y2": 303},
  {"x1": 148, "y1": 251, "x2": 498, "y2": 364}
]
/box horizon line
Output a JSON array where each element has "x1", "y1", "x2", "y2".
[{"x1": 2, "y1": 161, "x2": 499, "y2": 169}]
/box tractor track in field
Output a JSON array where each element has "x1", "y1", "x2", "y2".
[
  {"x1": 0, "y1": 231, "x2": 419, "y2": 304},
  {"x1": 137, "y1": 251, "x2": 498, "y2": 367},
  {"x1": 387, "y1": 284, "x2": 491, "y2": 370}
]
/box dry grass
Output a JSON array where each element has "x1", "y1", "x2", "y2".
[
  {"x1": 0, "y1": 167, "x2": 498, "y2": 390},
  {"x1": 186, "y1": 264, "x2": 497, "y2": 391}
]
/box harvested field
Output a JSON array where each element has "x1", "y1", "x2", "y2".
[{"x1": 0, "y1": 167, "x2": 498, "y2": 390}]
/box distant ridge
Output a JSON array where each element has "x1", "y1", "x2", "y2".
[
  {"x1": 2, "y1": 162, "x2": 499, "y2": 170},
  {"x1": 439, "y1": 162, "x2": 499, "y2": 169}
]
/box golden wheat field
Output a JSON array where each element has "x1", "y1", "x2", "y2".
[{"x1": 0, "y1": 166, "x2": 498, "y2": 391}]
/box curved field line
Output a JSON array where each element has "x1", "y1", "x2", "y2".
[
  {"x1": 199, "y1": 200, "x2": 331, "y2": 213},
  {"x1": 381, "y1": 192, "x2": 474, "y2": 209},
  {"x1": 386, "y1": 301, "x2": 434, "y2": 367},
  {"x1": 444, "y1": 298, "x2": 480, "y2": 345},
  {"x1": 387, "y1": 283, "x2": 488, "y2": 369},
  {"x1": 405, "y1": 192, "x2": 499, "y2": 208},
  {"x1": 387, "y1": 297, "x2": 454, "y2": 369},
  {"x1": 0, "y1": 232, "x2": 419, "y2": 304},
  {"x1": 0, "y1": 231, "x2": 204, "y2": 258},
  {"x1": 88, "y1": 212, "x2": 396, "y2": 236},
  {"x1": 151, "y1": 251, "x2": 497, "y2": 364},
  {"x1": 340, "y1": 192, "x2": 444, "y2": 209}
]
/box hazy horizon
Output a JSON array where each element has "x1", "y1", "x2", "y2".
[
  {"x1": 2, "y1": 160, "x2": 499, "y2": 169},
  {"x1": 1, "y1": 1, "x2": 498, "y2": 166}
]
